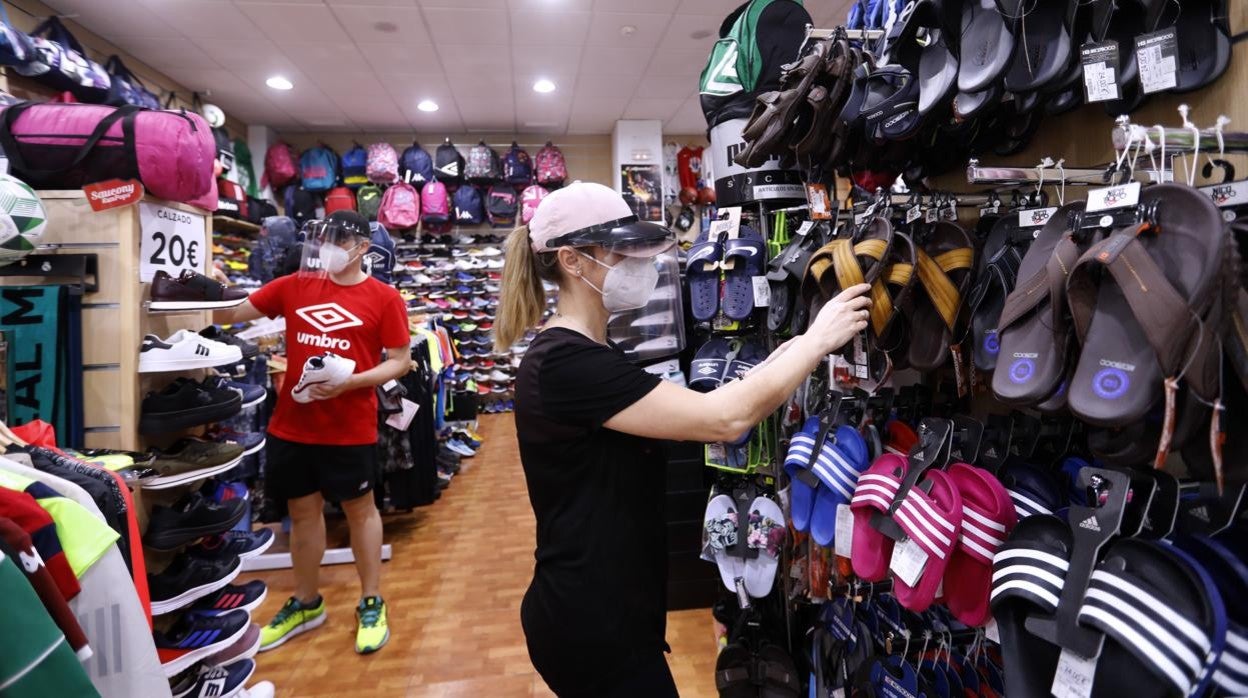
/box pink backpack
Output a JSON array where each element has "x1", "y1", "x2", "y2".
[
  {"x1": 264, "y1": 141, "x2": 298, "y2": 188},
  {"x1": 520, "y1": 184, "x2": 549, "y2": 224},
  {"x1": 421, "y1": 179, "x2": 450, "y2": 224},
  {"x1": 534, "y1": 142, "x2": 566, "y2": 187},
  {"x1": 366, "y1": 142, "x2": 399, "y2": 184},
  {"x1": 378, "y1": 182, "x2": 420, "y2": 230}
]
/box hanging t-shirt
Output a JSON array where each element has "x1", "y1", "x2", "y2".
[
  {"x1": 0, "y1": 551, "x2": 99, "y2": 698},
  {"x1": 677, "y1": 146, "x2": 704, "y2": 191},
  {"x1": 0, "y1": 518, "x2": 91, "y2": 659},
  {"x1": 513, "y1": 327, "x2": 665, "y2": 690},
  {"x1": 249, "y1": 273, "x2": 410, "y2": 446},
  {"x1": 0, "y1": 492, "x2": 78, "y2": 601},
  {"x1": 0, "y1": 465, "x2": 118, "y2": 578}
]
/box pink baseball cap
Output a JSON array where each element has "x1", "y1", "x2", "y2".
[{"x1": 528, "y1": 181, "x2": 673, "y2": 258}]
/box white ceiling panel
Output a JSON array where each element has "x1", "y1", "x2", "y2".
[
  {"x1": 593, "y1": 0, "x2": 682, "y2": 13},
  {"x1": 570, "y1": 93, "x2": 629, "y2": 122},
  {"x1": 44, "y1": 0, "x2": 178, "y2": 39},
  {"x1": 449, "y1": 70, "x2": 515, "y2": 99},
  {"x1": 140, "y1": 1, "x2": 266, "y2": 40},
  {"x1": 437, "y1": 44, "x2": 512, "y2": 75},
  {"x1": 579, "y1": 45, "x2": 653, "y2": 76},
  {"x1": 423, "y1": 8, "x2": 511, "y2": 45},
  {"x1": 458, "y1": 96, "x2": 516, "y2": 131},
  {"x1": 331, "y1": 5, "x2": 432, "y2": 45},
  {"x1": 238, "y1": 3, "x2": 344, "y2": 44},
  {"x1": 400, "y1": 102, "x2": 465, "y2": 131},
  {"x1": 418, "y1": 0, "x2": 507, "y2": 9},
  {"x1": 160, "y1": 67, "x2": 239, "y2": 94},
  {"x1": 638, "y1": 75, "x2": 700, "y2": 101},
  {"x1": 665, "y1": 94, "x2": 706, "y2": 134},
  {"x1": 675, "y1": 0, "x2": 733, "y2": 15},
  {"x1": 586, "y1": 11, "x2": 673, "y2": 48},
  {"x1": 323, "y1": 0, "x2": 416, "y2": 5},
  {"x1": 316, "y1": 71, "x2": 392, "y2": 100},
  {"x1": 359, "y1": 43, "x2": 441, "y2": 74},
  {"x1": 509, "y1": 0, "x2": 594, "y2": 10},
  {"x1": 574, "y1": 71, "x2": 642, "y2": 97},
  {"x1": 122, "y1": 38, "x2": 221, "y2": 71},
  {"x1": 622, "y1": 97, "x2": 684, "y2": 120},
  {"x1": 509, "y1": 10, "x2": 591, "y2": 45},
  {"x1": 511, "y1": 44, "x2": 581, "y2": 87},
  {"x1": 646, "y1": 49, "x2": 710, "y2": 78},
  {"x1": 192, "y1": 39, "x2": 286, "y2": 72},
  {"x1": 379, "y1": 72, "x2": 455, "y2": 107},
  {"x1": 659, "y1": 14, "x2": 721, "y2": 50},
  {"x1": 279, "y1": 43, "x2": 372, "y2": 74}
]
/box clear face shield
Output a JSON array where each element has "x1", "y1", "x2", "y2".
[
  {"x1": 298, "y1": 218, "x2": 369, "y2": 278},
  {"x1": 543, "y1": 216, "x2": 688, "y2": 362}
]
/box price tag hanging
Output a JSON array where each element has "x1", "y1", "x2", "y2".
[
  {"x1": 1135, "y1": 27, "x2": 1178, "y2": 94},
  {"x1": 1080, "y1": 40, "x2": 1121, "y2": 103}
]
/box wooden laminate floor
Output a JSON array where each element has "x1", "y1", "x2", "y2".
[{"x1": 242, "y1": 414, "x2": 720, "y2": 697}]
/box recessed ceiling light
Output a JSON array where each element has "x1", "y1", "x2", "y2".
[
  {"x1": 619, "y1": 24, "x2": 637, "y2": 37},
  {"x1": 691, "y1": 29, "x2": 712, "y2": 40},
  {"x1": 417, "y1": 99, "x2": 439, "y2": 113},
  {"x1": 265, "y1": 76, "x2": 293, "y2": 91},
  {"x1": 533, "y1": 78, "x2": 556, "y2": 94},
  {"x1": 373, "y1": 21, "x2": 399, "y2": 33}
]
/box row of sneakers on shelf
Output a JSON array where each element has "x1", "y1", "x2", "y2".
[
  {"x1": 124, "y1": 429, "x2": 267, "y2": 490},
  {"x1": 480, "y1": 399, "x2": 515, "y2": 414},
  {"x1": 399, "y1": 233, "x2": 507, "y2": 247},
  {"x1": 145, "y1": 480, "x2": 276, "y2": 697},
  {"x1": 141, "y1": 376, "x2": 267, "y2": 435},
  {"x1": 398, "y1": 255, "x2": 504, "y2": 272},
  {"x1": 140, "y1": 326, "x2": 260, "y2": 373}
]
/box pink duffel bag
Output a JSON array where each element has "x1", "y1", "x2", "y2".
[{"x1": 0, "y1": 101, "x2": 215, "y2": 203}]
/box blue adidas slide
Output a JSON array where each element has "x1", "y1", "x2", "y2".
[
  {"x1": 810, "y1": 425, "x2": 870, "y2": 547},
  {"x1": 783, "y1": 416, "x2": 822, "y2": 533}
]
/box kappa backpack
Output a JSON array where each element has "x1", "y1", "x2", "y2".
[
  {"x1": 520, "y1": 184, "x2": 549, "y2": 225},
  {"x1": 421, "y1": 179, "x2": 451, "y2": 225},
  {"x1": 264, "y1": 141, "x2": 299, "y2": 189},
  {"x1": 486, "y1": 185, "x2": 517, "y2": 228},
  {"x1": 465, "y1": 141, "x2": 502, "y2": 184},
  {"x1": 534, "y1": 142, "x2": 567, "y2": 187},
  {"x1": 341, "y1": 145, "x2": 369, "y2": 189},
  {"x1": 324, "y1": 186, "x2": 357, "y2": 215},
  {"x1": 366, "y1": 222, "x2": 396, "y2": 284},
  {"x1": 453, "y1": 184, "x2": 484, "y2": 225},
  {"x1": 399, "y1": 143, "x2": 434, "y2": 187},
  {"x1": 357, "y1": 184, "x2": 383, "y2": 222},
  {"x1": 366, "y1": 142, "x2": 400, "y2": 185},
  {"x1": 435, "y1": 141, "x2": 465, "y2": 185},
  {"x1": 378, "y1": 182, "x2": 420, "y2": 231},
  {"x1": 502, "y1": 142, "x2": 532, "y2": 186},
  {"x1": 300, "y1": 146, "x2": 338, "y2": 192}
]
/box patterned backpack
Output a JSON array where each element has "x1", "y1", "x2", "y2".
[
  {"x1": 378, "y1": 182, "x2": 420, "y2": 231},
  {"x1": 421, "y1": 179, "x2": 451, "y2": 225},
  {"x1": 465, "y1": 141, "x2": 502, "y2": 184},
  {"x1": 534, "y1": 142, "x2": 567, "y2": 187},
  {"x1": 366, "y1": 142, "x2": 400, "y2": 184},
  {"x1": 520, "y1": 184, "x2": 549, "y2": 225}
]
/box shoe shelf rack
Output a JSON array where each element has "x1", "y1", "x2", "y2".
[
  {"x1": 211, "y1": 215, "x2": 260, "y2": 236},
  {"x1": 0, "y1": 191, "x2": 212, "y2": 452}
]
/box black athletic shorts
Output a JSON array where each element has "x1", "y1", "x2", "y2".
[{"x1": 265, "y1": 434, "x2": 377, "y2": 503}]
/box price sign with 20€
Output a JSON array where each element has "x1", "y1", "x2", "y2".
[{"x1": 138, "y1": 203, "x2": 205, "y2": 283}]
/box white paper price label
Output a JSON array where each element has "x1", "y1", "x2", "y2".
[
  {"x1": 834, "y1": 504, "x2": 855, "y2": 557},
  {"x1": 1136, "y1": 28, "x2": 1178, "y2": 94},
  {"x1": 139, "y1": 203, "x2": 205, "y2": 283},
  {"x1": 1051, "y1": 649, "x2": 1098, "y2": 698},
  {"x1": 906, "y1": 205, "x2": 921, "y2": 223},
  {"x1": 943, "y1": 201, "x2": 958, "y2": 221},
  {"x1": 852, "y1": 332, "x2": 868, "y2": 379},
  {"x1": 795, "y1": 220, "x2": 815, "y2": 236},
  {"x1": 1080, "y1": 40, "x2": 1120, "y2": 103},
  {"x1": 752, "y1": 276, "x2": 771, "y2": 307},
  {"x1": 889, "y1": 537, "x2": 928, "y2": 587},
  {"x1": 1018, "y1": 207, "x2": 1057, "y2": 228},
  {"x1": 984, "y1": 618, "x2": 1001, "y2": 644},
  {"x1": 924, "y1": 207, "x2": 938, "y2": 224},
  {"x1": 385, "y1": 397, "x2": 420, "y2": 431},
  {"x1": 1086, "y1": 181, "x2": 1141, "y2": 213}
]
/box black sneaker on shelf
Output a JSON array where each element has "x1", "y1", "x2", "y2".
[
  {"x1": 171, "y1": 658, "x2": 255, "y2": 698},
  {"x1": 155, "y1": 609, "x2": 250, "y2": 678},
  {"x1": 149, "y1": 553, "x2": 243, "y2": 615},
  {"x1": 187, "y1": 529, "x2": 275, "y2": 561},
  {"x1": 145, "y1": 492, "x2": 247, "y2": 552},
  {"x1": 199, "y1": 325, "x2": 259, "y2": 360},
  {"x1": 186, "y1": 579, "x2": 269, "y2": 617},
  {"x1": 140, "y1": 378, "x2": 242, "y2": 434}
]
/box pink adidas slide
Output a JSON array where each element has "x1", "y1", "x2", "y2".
[
  {"x1": 943, "y1": 463, "x2": 1017, "y2": 626},
  {"x1": 890, "y1": 469, "x2": 963, "y2": 612},
  {"x1": 849, "y1": 453, "x2": 907, "y2": 581}
]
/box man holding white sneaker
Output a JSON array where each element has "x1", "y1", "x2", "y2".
[{"x1": 214, "y1": 210, "x2": 410, "y2": 655}]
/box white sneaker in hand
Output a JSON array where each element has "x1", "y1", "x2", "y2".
[{"x1": 291, "y1": 353, "x2": 356, "y2": 404}]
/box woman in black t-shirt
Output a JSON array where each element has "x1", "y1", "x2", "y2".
[{"x1": 496, "y1": 182, "x2": 870, "y2": 698}]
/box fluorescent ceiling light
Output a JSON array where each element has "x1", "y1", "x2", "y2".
[
  {"x1": 417, "y1": 100, "x2": 439, "y2": 112},
  {"x1": 265, "y1": 76, "x2": 293, "y2": 91},
  {"x1": 532, "y1": 78, "x2": 556, "y2": 94}
]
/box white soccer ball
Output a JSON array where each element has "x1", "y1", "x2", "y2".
[{"x1": 0, "y1": 174, "x2": 47, "y2": 267}]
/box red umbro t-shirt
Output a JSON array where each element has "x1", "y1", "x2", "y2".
[{"x1": 250, "y1": 274, "x2": 409, "y2": 446}]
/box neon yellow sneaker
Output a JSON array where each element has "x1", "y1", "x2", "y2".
[
  {"x1": 259, "y1": 596, "x2": 326, "y2": 651},
  {"x1": 355, "y1": 596, "x2": 389, "y2": 654}
]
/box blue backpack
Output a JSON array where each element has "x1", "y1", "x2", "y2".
[
  {"x1": 502, "y1": 142, "x2": 532, "y2": 185},
  {"x1": 300, "y1": 146, "x2": 338, "y2": 192},
  {"x1": 399, "y1": 143, "x2": 434, "y2": 188},
  {"x1": 341, "y1": 145, "x2": 369, "y2": 189},
  {"x1": 453, "y1": 185, "x2": 484, "y2": 225},
  {"x1": 249, "y1": 216, "x2": 298, "y2": 283},
  {"x1": 366, "y1": 222, "x2": 396, "y2": 284}
]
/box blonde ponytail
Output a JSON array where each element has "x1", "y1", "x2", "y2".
[{"x1": 494, "y1": 225, "x2": 560, "y2": 352}]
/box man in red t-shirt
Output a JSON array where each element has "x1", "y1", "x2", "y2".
[{"x1": 215, "y1": 210, "x2": 409, "y2": 655}]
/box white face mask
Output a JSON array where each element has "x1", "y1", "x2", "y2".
[
  {"x1": 319, "y1": 240, "x2": 362, "y2": 274},
  {"x1": 578, "y1": 251, "x2": 660, "y2": 312}
]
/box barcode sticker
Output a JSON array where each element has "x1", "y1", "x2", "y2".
[
  {"x1": 834, "y1": 504, "x2": 854, "y2": 557},
  {"x1": 889, "y1": 537, "x2": 928, "y2": 587},
  {"x1": 1052, "y1": 649, "x2": 1098, "y2": 698},
  {"x1": 906, "y1": 204, "x2": 921, "y2": 223},
  {"x1": 752, "y1": 276, "x2": 771, "y2": 307},
  {"x1": 1136, "y1": 28, "x2": 1178, "y2": 94}
]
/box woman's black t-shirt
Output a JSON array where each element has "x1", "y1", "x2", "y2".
[{"x1": 514, "y1": 327, "x2": 666, "y2": 689}]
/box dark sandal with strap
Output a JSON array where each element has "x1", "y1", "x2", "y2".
[
  {"x1": 906, "y1": 221, "x2": 975, "y2": 371},
  {"x1": 968, "y1": 215, "x2": 1032, "y2": 372}
]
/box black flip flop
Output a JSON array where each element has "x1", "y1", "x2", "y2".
[
  {"x1": 958, "y1": 0, "x2": 1016, "y2": 93},
  {"x1": 968, "y1": 214, "x2": 1031, "y2": 372},
  {"x1": 1003, "y1": 0, "x2": 1073, "y2": 93},
  {"x1": 1157, "y1": 0, "x2": 1231, "y2": 93}
]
